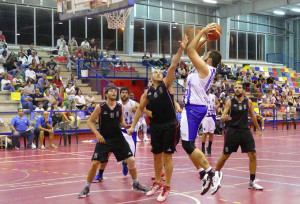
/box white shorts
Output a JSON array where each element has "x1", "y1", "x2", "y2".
[
  {"x1": 202, "y1": 116, "x2": 215, "y2": 134},
  {"x1": 122, "y1": 132, "x2": 136, "y2": 155}
]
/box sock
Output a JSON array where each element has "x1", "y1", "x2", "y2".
[
  {"x1": 202, "y1": 142, "x2": 205, "y2": 149},
  {"x1": 250, "y1": 174, "x2": 255, "y2": 182},
  {"x1": 99, "y1": 169, "x2": 104, "y2": 176},
  {"x1": 205, "y1": 167, "x2": 215, "y2": 177},
  {"x1": 198, "y1": 168, "x2": 206, "y2": 180},
  {"x1": 86, "y1": 181, "x2": 91, "y2": 188},
  {"x1": 143, "y1": 133, "x2": 147, "y2": 138},
  {"x1": 133, "y1": 178, "x2": 139, "y2": 184},
  {"x1": 208, "y1": 141, "x2": 212, "y2": 149}
]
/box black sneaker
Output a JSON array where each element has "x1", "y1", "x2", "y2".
[
  {"x1": 78, "y1": 186, "x2": 90, "y2": 198},
  {"x1": 132, "y1": 182, "x2": 149, "y2": 192},
  {"x1": 202, "y1": 146, "x2": 205, "y2": 154},
  {"x1": 206, "y1": 147, "x2": 212, "y2": 156}
]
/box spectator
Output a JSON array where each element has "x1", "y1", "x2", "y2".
[
  {"x1": 81, "y1": 39, "x2": 90, "y2": 50},
  {"x1": 75, "y1": 46, "x2": 84, "y2": 58},
  {"x1": 1, "y1": 74, "x2": 15, "y2": 92},
  {"x1": 69, "y1": 37, "x2": 78, "y2": 54},
  {"x1": 56, "y1": 35, "x2": 65, "y2": 49},
  {"x1": 69, "y1": 101, "x2": 81, "y2": 128},
  {"x1": 142, "y1": 52, "x2": 149, "y2": 65},
  {"x1": 0, "y1": 30, "x2": 6, "y2": 43},
  {"x1": 243, "y1": 73, "x2": 252, "y2": 90},
  {"x1": 90, "y1": 38, "x2": 96, "y2": 50},
  {"x1": 46, "y1": 56, "x2": 58, "y2": 76},
  {"x1": 27, "y1": 44, "x2": 36, "y2": 56},
  {"x1": 24, "y1": 79, "x2": 35, "y2": 95},
  {"x1": 34, "y1": 102, "x2": 44, "y2": 120},
  {"x1": 272, "y1": 81, "x2": 278, "y2": 90},
  {"x1": 48, "y1": 103, "x2": 60, "y2": 127},
  {"x1": 252, "y1": 73, "x2": 258, "y2": 81},
  {"x1": 282, "y1": 80, "x2": 289, "y2": 88},
  {"x1": 18, "y1": 45, "x2": 28, "y2": 58},
  {"x1": 130, "y1": 93, "x2": 137, "y2": 101},
  {"x1": 59, "y1": 86, "x2": 65, "y2": 101},
  {"x1": 267, "y1": 74, "x2": 274, "y2": 84},
  {"x1": 86, "y1": 102, "x2": 96, "y2": 116},
  {"x1": 21, "y1": 90, "x2": 34, "y2": 111},
  {"x1": 67, "y1": 73, "x2": 77, "y2": 86},
  {"x1": 112, "y1": 50, "x2": 121, "y2": 64},
  {"x1": 100, "y1": 56, "x2": 112, "y2": 76},
  {"x1": 25, "y1": 64, "x2": 37, "y2": 82},
  {"x1": 44, "y1": 89, "x2": 56, "y2": 108},
  {"x1": 13, "y1": 73, "x2": 25, "y2": 91},
  {"x1": 28, "y1": 50, "x2": 39, "y2": 64},
  {"x1": 287, "y1": 91, "x2": 294, "y2": 106},
  {"x1": 0, "y1": 50, "x2": 8, "y2": 76},
  {"x1": 10, "y1": 108, "x2": 35, "y2": 149},
  {"x1": 50, "y1": 83, "x2": 61, "y2": 102},
  {"x1": 282, "y1": 84, "x2": 289, "y2": 95},
  {"x1": 85, "y1": 93, "x2": 95, "y2": 107},
  {"x1": 75, "y1": 89, "x2": 87, "y2": 110},
  {"x1": 0, "y1": 43, "x2": 10, "y2": 55},
  {"x1": 18, "y1": 52, "x2": 28, "y2": 66},
  {"x1": 31, "y1": 58, "x2": 38, "y2": 71},
  {"x1": 158, "y1": 53, "x2": 168, "y2": 66},
  {"x1": 231, "y1": 64, "x2": 238, "y2": 76},
  {"x1": 99, "y1": 50, "x2": 104, "y2": 60},
  {"x1": 51, "y1": 74, "x2": 63, "y2": 89},
  {"x1": 177, "y1": 64, "x2": 187, "y2": 79},
  {"x1": 65, "y1": 83, "x2": 76, "y2": 101},
  {"x1": 37, "y1": 74, "x2": 50, "y2": 93},
  {"x1": 57, "y1": 101, "x2": 69, "y2": 123},
  {"x1": 66, "y1": 55, "x2": 77, "y2": 72},
  {"x1": 58, "y1": 41, "x2": 69, "y2": 57},
  {"x1": 36, "y1": 64, "x2": 45, "y2": 80},
  {"x1": 31, "y1": 88, "x2": 47, "y2": 109},
  {"x1": 34, "y1": 111, "x2": 57, "y2": 149}
]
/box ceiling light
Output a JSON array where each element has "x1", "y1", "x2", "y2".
[
  {"x1": 141, "y1": 27, "x2": 144, "y2": 30},
  {"x1": 291, "y1": 8, "x2": 300, "y2": 13},
  {"x1": 87, "y1": 17, "x2": 92, "y2": 20},
  {"x1": 172, "y1": 26, "x2": 177, "y2": 29},
  {"x1": 58, "y1": 22, "x2": 63, "y2": 24},
  {"x1": 203, "y1": 0, "x2": 217, "y2": 4},
  {"x1": 16, "y1": 33, "x2": 20, "y2": 36},
  {"x1": 273, "y1": 10, "x2": 285, "y2": 15}
]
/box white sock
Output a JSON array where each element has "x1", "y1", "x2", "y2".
[
  {"x1": 143, "y1": 133, "x2": 147, "y2": 138},
  {"x1": 133, "y1": 178, "x2": 139, "y2": 184},
  {"x1": 205, "y1": 167, "x2": 212, "y2": 173},
  {"x1": 198, "y1": 168, "x2": 205, "y2": 173},
  {"x1": 262, "y1": 126, "x2": 264, "y2": 130},
  {"x1": 86, "y1": 181, "x2": 91, "y2": 188}
]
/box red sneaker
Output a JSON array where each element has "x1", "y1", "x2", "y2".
[
  {"x1": 146, "y1": 182, "x2": 163, "y2": 196},
  {"x1": 157, "y1": 186, "x2": 170, "y2": 202}
]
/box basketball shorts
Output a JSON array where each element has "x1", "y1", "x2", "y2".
[
  {"x1": 121, "y1": 127, "x2": 136, "y2": 156},
  {"x1": 202, "y1": 116, "x2": 216, "y2": 134},
  {"x1": 181, "y1": 104, "x2": 207, "y2": 142},
  {"x1": 223, "y1": 127, "x2": 256, "y2": 154},
  {"x1": 150, "y1": 120, "x2": 180, "y2": 154},
  {"x1": 91, "y1": 136, "x2": 133, "y2": 163}
]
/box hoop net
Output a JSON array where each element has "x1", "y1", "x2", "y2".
[{"x1": 104, "y1": 7, "x2": 132, "y2": 29}]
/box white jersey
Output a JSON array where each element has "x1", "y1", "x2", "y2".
[
  {"x1": 206, "y1": 93, "x2": 217, "y2": 117},
  {"x1": 121, "y1": 99, "x2": 136, "y2": 125},
  {"x1": 183, "y1": 65, "x2": 217, "y2": 106}
]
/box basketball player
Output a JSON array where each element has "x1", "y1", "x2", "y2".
[
  {"x1": 78, "y1": 87, "x2": 148, "y2": 198},
  {"x1": 181, "y1": 23, "x2": 223, "y2": 195},
  {"x1": 127, "y1": 35, "x2": 188, "y2": 202},
  {"x1": 201, "y1": 89, "x2": 220, "y2": 155},
  {"x1": 215, "y1": 83, "x2": 263, "y2": 190}
]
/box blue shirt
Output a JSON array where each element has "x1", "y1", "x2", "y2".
[
  {"x1": 11, "y1": 115, "x2": 30, "y2": 132},
  {"x1": 38, "y1": 78, "x2": 49, "y2": 86},
  {"x1": 86, "y1": 106, "x2": 95, "y2": 115},
  {"x1": 35, "y1": 116, "x2": 52, "y2": 130},
  {"x1": 21, "y1": 95, "x2": 32, "y2": 106}
]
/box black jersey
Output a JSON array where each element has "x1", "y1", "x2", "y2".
[
  {"x1": 98, "y1": 102, "x2": 123, "y2": 139},
  {"x1": 227, "y1": 97, "x2": 249, "y2": 129},
  {"x1": 147, "y1": 82, "x2": 176, "y2": 124}
]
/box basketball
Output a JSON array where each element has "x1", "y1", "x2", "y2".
[{"x1": 207, "y1": 23, "x2": 222, "y2": 41}]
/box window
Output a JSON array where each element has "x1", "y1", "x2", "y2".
[
  {"x1": 146, "y1": 21, "x2": 157, "y2": 53},
  {"x1": 0, "y1": 4, "x2": 15, "y2": 44},
  {"x1": 229, "y1": 31, "x2": 237, "y2": 59},
  {"x1": 54, "y1": 12, "x2": 69, "y2": 47},
  {"x1": 36, "y1": 8, "x2": 52, "y2": 46},
  {"x1": 134, "y1": 19, "x2": 144, "y2": 52},
  {"x1": 103, "y1": 19, "x2": 116, "y2": 50},
  {"x1": 71, "y1": 17, "x2": 85, "y2": 46},
  {"x1": 17, "y1": 6, "x2": 34, "y2": 45},
  {"x1": 195, "y1": 27, "x2": 205, "y2": 55},
  {"x1": 184, "y1": 25, "x2": 194, "y2": 54},
  {"x1": 148, "y1": 0, "x2": 160, "y2": 20},
  {"x1": 87, "y1": 15, "x2": 101, "y2": 50},
  {"x1": 257, "y1": 34, "x2": 265, "y2": 61},
  {"x1": 238, "y1": 32, "x2": 246, "y2": 59},
  {"x1": 171, "y1": 24, "x2": 182, "y2": 54},
  {"x1": 248, "y1": 33, "x2": 256, "y2": 60},
  {"x1": 159, "y1": 23, "x2": 170, "y2": 54}
]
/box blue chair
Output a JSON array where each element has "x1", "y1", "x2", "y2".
[
  {"x1": 282, "y1": 72, "x2": 286, "y2": 77},
  {"x1": 255, "y1": 67, "x2": 260, "y2": 71},
  {"x1": 295, "y1": 88, "x2": 300, "y2": 93}
]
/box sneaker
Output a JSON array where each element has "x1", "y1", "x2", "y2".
[
  {"x1": 206, "y1": 147, "x2": 212, "y2": 156},
  {"x1": 32, "y1": 143, "x2": 36, "y2": 149},
  {"x1": 132, "y1": 182, "x2": 149, "y2": 192},
  {"x1": 200, "y1": 174, "x2": 212, "y2": 195},
  {"x1": 248, "y1": 179, "x2": 263, "y2": 190},
  {"x1": 157, "y1": 186, "x2": 170, "y2": 202},
  {"x1": 77, "y1": 186, "x2": 90, "y2": 198},
  {"x1": 210, "y1": 171, "x2": 223, "y2": 195},
  {"x1": 202, "y1": 146, "x2": 205, "y2": 154},
  {"x1": 146, "y1": 182, "x2": 163, "y2": 196},
  {"x1": 92, "y1": 173, "x2": 103, "y2": 183},
  {"x1": 136, "y1": 137, "x2": 141, "y2": 142},
  {"x1": 122, "y1": 161, "x2": 128, "y2": 176},
  {"x1": 41, "y1": 145, "x2": 45, "y2": 150},
  {"x1": 143, "y1": 137, "x2": 150, "y2": 142},
  {"x1": 50, "y1": 144, "x2": 58, "y2": 149}
]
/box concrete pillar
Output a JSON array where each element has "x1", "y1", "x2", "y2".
[
  {"x1": 123, "y1": 9, "x2": 134, "y2": 54},
  {"x1": 220, "y1": 17, "x2": 231, "y2": 60}
]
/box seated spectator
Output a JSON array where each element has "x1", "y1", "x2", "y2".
[
  {"x1": 86, "y1": 102, "x2": 96, "y2": 116},
  {"x1": 18, "y1": 45, "x2": 28, "y2": 58},
  {"x1": 59, "y1": 86, "x2": 65, "y2": 101},
  {"x1": 75, "y1": 46, "x2": 84, "y2": 58},
  {"x1": 69, "y1": 37, "x2": 78, "y2": 54},
  {"x1": 25, "y1": 64, "x2": 37, "y2": 82},
  {"x1": 112, "y1": 50, "x2": 121, "y2": 64},
  {"x1": 69, "y1": 101, "x2": 81, "y2": 128},
  {"x1": 0, "y1": 30, "x2": 6, "y2": 43},
  {"x1": 272, "y1": 81, "x2": 278, "y2": 90},
  {"x1": 1, "y1": 73, "x2": 15, "y2": 92},
  {"x1": 40, "y1": 60, "x2": 47, "y2": 73},
  {"x1": 36, "y1": 64, "x2": 46, "y2": 80},
  {"x1": 34, "y1": 111, "x2": 57, "y2": 149},
  {"x1": 252, "y1": 73, "x2": 258, "y2": 81},
  {"x1": 13, "y1": 73, "x2": 25, "y2": 91},
  {"x1": 10, "y1": 108, "x2": 35, "y2": 149},
  {"x1": 21, "y1": 90, "x2": 34, "y2": 111},
  {"x1": 142, "y1": 52, "x2": 149, "y2": 65},
  {"x1": 287, "y1": 91, "x2": 294, "y2": 106},
  {"x1": 28, "y1": 50, "x2": 39, "y2": 64},
  {"x1": 158, "y1": 53, "x2": 168, "y2": 66},
  {"x1": 130, "y1": 93, "x2": 137, "y2": 101},
  {"x1": 231, "y1": 64, "x2": 238, "y2": 76},
  {"x1": 75, "y1": 89, "x2": 87, "y2": 110},
  {"x1": 67, "y1": 73, "x2": 77, "y2": 86},
  {"x1": 57, "y1": 101, "x2": 69, "y2": 122},
  {"x1": 31, "y1": 88, "x2": 47, "y2": 109},
  {"x1": 90, "y1": 47, "x2": 99, "y2": 61},
  {"x1": 0, "y1": 50, "x2": 8, "y2": 76},
  {"x1": 37, "y1": 74, "x2": 50, "y2": 93},
  {"x1": 81, "y1": 39, "x2": 90, "y2": 50},
  {"x1": 177, "y1": 64, "x2": 187, "y2": 79},
  {"x1": 27, "y1": 44, "x2": 36, "y2": 56},
  {"x1": 31, "y1": 58, "x2": 39, "y2": 71},
  {"x1": 90, "y1": 38, "x2": 96, "y2": 50},
  {"x1": 50, "y1": 83, "x2": 61, "y2": 102},
  {"x1": 56, "y1": 35, "x2": 65, "y2": 49},
  {"x1": 243, "y1": 73, "x2": 252, "y2": 89},
  {"x1": 23, "y1": 79, "x2": 35, "y2": 95},
  {"x1": 282, "y1": 80, "x2": 289, "y2": 88},
  {"x1": 100, "y1": 56, "x2": 112, "y2": 76},
  {"x1": 18, "y1": 52, "x2": 28, "y2": 66},
  {"x1": 6, "y1": 52, "x2": 17, "y2": 76},
  {"x1": 0, "y1": 43, "x2": 10, "y2": 56},
  {"x1": 267, "y1": 74, "x2": 274, "y2": 84},
  {"x1": 66, "y1": 83, "x2": 76, "y2": 101},
  {"x1": 99, "y1": 50, "x2": 104, "y2": 60},
  {"x1": 85, "y1": 93, "x2": 95, "y2": 107},
  {"x1": 34, "y1": 102, "x2": 44, "y2": 120},
  {"x1": 282, "y1": 84, "x2": 289, "y2": 95},
  {"x1": 44, "y1": 89, "x2": 56, "y2": 108},
  {"x1": 58, "y1": 41, "x2": 69, "y2": 57},
  {"x1": 66, "y1": 55, "x2": 77, "y2": 72},
  {"x1": 51, "y1": 74, "x2": 63, "y2": 89}
]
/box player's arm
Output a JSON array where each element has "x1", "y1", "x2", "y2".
[
  {"x1": 174, "y1": 100, "x2": 182, "y2": 113},
  {"x1": 215, "y1": 95, "x2": 220, "y2": 110},
  {"x1": 249, "y1": 99, "x2": 262, "y2": 135},
  {"x1": 187, "y1": 24, "x2": 216, "y2": 79},
  {"x1": 163, "y1": 34, "x2": 188, "y2": 89},
  {"x1": 221, "y1": 99, "x2": 232, "y2": 122},
  {"x1": 120, "y1": 105, "x2": 128, "y2": 128},
  {"x1": 87, "y1": 104, "x2": 105, "y2": 143},
  {"x1": 127, "y1": 92, "x2": 148, "y2": 135}
]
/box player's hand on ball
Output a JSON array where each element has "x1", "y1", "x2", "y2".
[
  {"x1": 96, "y1": 133, "x2": 105, "y2": 144},
  {"x1": 203, "y1": 23, "x2": 216, "y2": 35},
  {"x1": 179, "y1": 34, "x2": 188, "y2": 50},
  {"x1": 127, "y1": 127, "x2": 135, "y2": 135}
]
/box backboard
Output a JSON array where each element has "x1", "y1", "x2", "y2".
[{"x1": 58, "y1": 0, "x2": 134, "y2": 21}]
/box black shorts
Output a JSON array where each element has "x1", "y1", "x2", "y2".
[
  {"x1": 223, "y1": 127, "x2": 256, "y2": 154},
  {"x1": 150, "y1": 121, "x2": 180, "y2": 154},
  {"x1": 34, "y1": 129, "x2": 50, "y2": 137},
  {"x1": 91, "y1": 136, "x2": 133, "y2": 162}
]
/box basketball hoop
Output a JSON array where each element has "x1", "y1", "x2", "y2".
[{"x1": 104, "y1": 7, "x2": 132, "y2": 29}]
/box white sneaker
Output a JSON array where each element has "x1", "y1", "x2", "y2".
[
  {"x1": 200, "y1": 174, "x2": 212, "y2": 195},
  {"x1": 143, "y1": 137, "x2": 150, "y2": 142},
  {"x1": 136, "y1": 137, "x2": 141, "y2": 142},
  {"x1": 32, "y1": 143, "x2": 36, "y2": 149},
  {"x1": 157, "y1": 186, "x2": 170, "y2": 202},
  {"x1": 210, "y1": 171, "x2": 223, "y2": 195},
  {"x1": 248, "y1": 179, "x2": 263, "y2": 190},
  {"x1": 146, "y1": 182, "x2": 163, "y2": 196}
]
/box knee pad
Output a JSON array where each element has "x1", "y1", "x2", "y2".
[{"x1": 182, "y1": 140, "x2": 196, "y2": 155}]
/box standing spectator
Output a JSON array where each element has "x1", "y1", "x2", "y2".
[
  {"x1": 90, "y1": 38, "x2": 96, "y2": 50},
  {"x1": 34, "y1": 102, "x2": 44, "y2": 120},
  {"x1": 1, "y1": 74, "x2": 15, "y2": 92},
  {"x1": 50, "y1": 83, "x2": 61, "y2": 102},
  {"x1": 69, "y1": 37, "x2": 78, "y2": 54},
  {"x1": 85, "y1": 93, "x2": 95, "y2": 107},
  {"x1": 34, "y1": 111, "x2": 57, "y2": 149},
  {"x1": 21, "y1": 90, "x2": 34, "y2": 111},
  {"x1": 58, "y1": 41, "x2": 69, "y2": 57},
  {"x1": 37, "y1": 74, "x2": 50, "y2": 93},
  {"x1": 65, "y1": 83, "x2": 76, "y2": 101},
  {"x1": 0, "y1": 30, "x2": 6, "y2": 43},
  {"x1": 51, "y1": 74, "x2": 63, "y2": 89},
  {"x1": 56, "y1": 35, "x2": 65, "y2": 49},
  {"x1": 10, "y1": 108, "x2": 35, "y2": 149},
  {"x1": 27, "y1": 44, "x2": 36, "y2": 56},
  {"x1": 75, "y1": 46, "x2": 84, "y2": 58},
  {"x1": 24, "y1": 79, "x2": 35, "y2": 95},
  {"x1": 81, "y1": 39, "x2": 90, "y2": 50},
  {"x1": 75, "y1": 89, "x2": 87, "y2": 110},
  {"x1": 28, "y1": 50, "x2": 40, "y2": 64}
]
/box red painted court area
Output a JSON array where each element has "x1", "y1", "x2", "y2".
[{"x1": 1, "y1": 129, "x2": 300, "y2": 204}]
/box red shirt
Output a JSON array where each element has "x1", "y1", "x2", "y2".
[
  {"x1": 51, "y1": 80, "x2": 63, "y2": 89},
  {"x1": 75, "y1": 50, "x2": 84, "y2": 58},
  {"x1": 0, "y1": 35, "x2": 6, "y2": 42}
]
